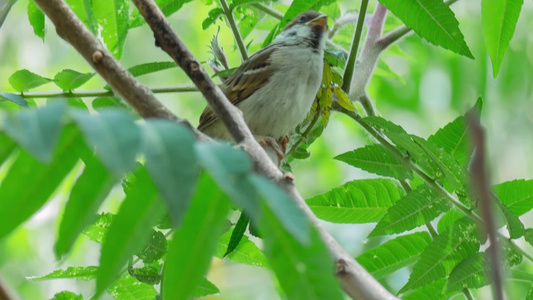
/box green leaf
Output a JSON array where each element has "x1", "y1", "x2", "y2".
[
  {"x1": 357, "y1": 232, "x2": 432, "y2": 279},
  {"x1": 55, "y1": 148, "x2": 116, "y2": 258},
  {"x1": 107, "y1": 273, "x2": 157, "y2": 300},
  {"x1": 130, "y1": 0, "x2": 194, "y2": 28},
  {"x1": 250, "y1": 175, "x2": 310, "y2": 245},
  {"x1": 261, "y1": 207, "x2": 344, "y2": 299},
  {"x1": 399, "y1": 218, "x2": 480, "y2": 293},
  {"x1": 141, "y1": 120, "x2": 198, "y2": 226},
  {"x1": 194, "y1": 277, "x2": 220, "y2": 298},
  {"x1": 92, "y1": 0, "x2": 129, "y2": 59},
  {"x1": 195, "y1": 142, "x2": 259, "y2": 219},
  {"x1": 3, "y1": 101, "x2": 66, "y2": 162},
  {"x1": 0, "y1": 92, "x2": 28, "y2": 107},
  {"x1": 374, "y1": 60, "x2": 405, "y2": 83},
  {"x1": 30, "y1": 266, "x2": 98, "y2": 281},
  {"x1": 412, "y1": 136, "x2": 467, "y2": 193},
  {"x1": 402, "y1": 279, "x2": 450, "y2": 300},
  {"x1": 9, "y1": 69, "x2": 53, "y2": 92},
  {"x1": 53, "y1": 69, "x2": 95, "y2": 91},
  {"x1": 72, "y1": 109, "x2": 141, "y2": 178},
  {"x1": 224, "y1": 212, "x2": 249, "y2": 257},
  {"x1": 128, "y1": 263, "x2": 161, "y2": 285},
  {"x1": 524, "y1": 228, "x2": 533, "y2": 248},
  {"x1": 0, "y1": 134, "x2": 16, "y2": 166},
  {"x1": 335, "y1": 144, "x2": 413, "y2": 180},
  {"x1": 83, "y1": 213, "x2": 114, "y2": 244},
  {"x1": 50, "y1": 291, "x2": 83, "y2": 300},
  {"x1": 333, "y1": 86, "x2": 355, "y2": 111},
  {"x1": 369, "y1": 185, "x2": 450, "y2": 237},
  {"x1": 96, "y1": 166, "x2": 166, "y2": 297},
  {"x1": 215, "y1": 228, "x2": 267, "y2": 267},
  {"x1": 92, "y1": 97, "x2": 129, "y2": 111},
  {"x1": 482, "y1": 0, "x2": 524, "y2": 77},
  {"x1": 493, "y1": 197, "x2": 524, "y2": 239},
  {"x1": 65, "y1": 0, "x2": 98, "y2": 34},
  {"x1": 428, "y1": 116, "x2": 470, "y2": 166},
  {"x1": 202, "y1": 8, "x2": 224, "y2": 30},
  {"x1": 446, "y1": 252, "x2": 489, "y2": 292},
  {"x1": 437, "y1": 209, "x2": 464, "y2": 234},
  {"x1": 281, "y1": 0, "x2": 335, "y2": 28},
  {"x1": 306, "y1": 179, "x2": 404, "y2": 223},
  {"x1": 493, "y1": 179, "x2": 533, "y2": 216},
  {"x1": 0, "y1": 126, "x2": 81, "y2": 240},
  {"x1": 377, "y1": 0, "x2": 473, "y2": 58},
  {"x1": 136, "y1": 230, "x2": 167, "y2": 263},
  {"x1": 103, "y1": 62, "x2": 177, "y2": 89},
  {"x1": 27, "y1": 0, "x2": 45, "y2": 39},
  {"x1": 213, "y1": 67, "x2": 237, "y2": 79},
  {"x1": 162, "y1": 173, "x2": 230, "y2": 300}
]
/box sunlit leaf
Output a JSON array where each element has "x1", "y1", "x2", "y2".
[
  {"x1": 30, "y1": 266, "x2": 98, "y2": 281},
  {"x1": 333, "y1": 86, "x2": 355, "y2": 111},
  {"x1": 493, "y1": 179, "x2": 533, "y2": 216},
  {"x1": 130, "y1": 0, "x2": 194, "y2": 28},
  {"x1": 357, "y1": 232, "x2": 432, "y2": 279},
  {"x1": 335, "y1": 144, "x2": 413, "y2": 180},
  {"x1": 107, "y1": 273, "x2": 157, "y2": 300},
  {"x1": 482, "y1": 0, "x2": 524, "y2": 77},
  {"x1": 9, "y1": 69, "x2": 53, "y2": 92},
  {"x1": 378, "y1": 0, "x2": 473, "y2": 58},
  {"x1": 92, "y1": 0, "x2": 129, "y2": 59},
  {"x1": 402, "y1": 279, "x2": 450, "y2": 300},
  {"x1": 27, "y1": 0, "x2": 45, "y2": 39},
  {"x1": 53, "y1": 69, "x2": 95, "y2": 91},
  {"x1": 215, "y1": 228, "x2": 267, "y2": 267},
  {"x1": 306, "y1": 179, "x2": 404, "y2": 223},
  {"x1": 50, "y1": 291, "x2": 83, "y2": 300}
]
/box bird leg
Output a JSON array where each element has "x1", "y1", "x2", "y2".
[
  {"x1": 255, "y1": 135, "x2": 285, "y2": 163},
  {"x1": 278, "y1": 135, "x2": 289, "y2": 154}
]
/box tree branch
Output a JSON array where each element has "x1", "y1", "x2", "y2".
[
  {"x1": 219, "y1": 0, "x2": 248, "y2": 60},
  {"x1": 341, "y1": 0, "x2": 369, "y2": 93},
  {"x1": 132, "y1": 0, "x2": 397, "y2": 299},
  {"x1": 33, "y1": 0, "x2": 178, "y2": 122},
  {"x1": 467, "y1": 113, "x2": 505, "y2": 300}
]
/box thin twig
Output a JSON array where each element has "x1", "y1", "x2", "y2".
[
  {"x1": 219, "y1": 0, "x2": 248, "y2": 60},
  {"x1": 462, "y1": 288, "x2": 474, "y2": 300},
  {"x1": 341, "y1": 0, "x2": 369, "y2": 93},
  {"x1": 15, "y1": 85, "x2": 199, "y2": 99},
  {"x1": 251, "y1": 3, "x2": 283, "y2": 20},
  {"x1": 467, "y1": 113, "x2": 505, "y2": 300}
]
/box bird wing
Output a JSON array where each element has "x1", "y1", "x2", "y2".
[{"x1": 198, "y1": 44, "x2": 278, "y2": 131}]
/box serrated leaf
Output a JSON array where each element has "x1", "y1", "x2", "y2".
[
  {"x1": 3, "y1": 101, "x2": 66, "y2": 162},
  {"x1": 0, "y1": 126, "x2": 81, "y2": 240},
  {"x1": 250, "y1": 175, "x2": 310, "y2": 245},
  {"x1": 31, "y1": 266, "x2": 98, "y2": 281},
  {"x1": 128, "y1": 263, "x2": 161, "y2": 285},
  {"x1": 9, "y1": 69, "x2": 53, "y2": 92},
  {"x1": 446, "y1": 252, "x2": 490, "y2": 292},
  {"x1": 370, "y1": 185, "x2": 450, "y2": 237},
  {"x1": 400, "y1": 218, "x2": 480, "y2": 293},
  {"x1": 103, "y1": 62, "x2": 177, "y2": 89},
  {"x1": 92, "y1": 0, "x2": 129, "y2": 59},
  {"x1": 482, "y1": 0, "x2": 524, "y2": 77},
  {"x1": 494, "y1": 197, "x2": 524, "y2": 239},
  {"x1": 0, "y1": 92, "x2": 28, "y2": 107},
  {"x1": 53, "y1": 69, "x2": 95, "y2": 91},
  {"x1": 357, "y1": 232, "x2": 432, "y2": 279},
  {"x1": 324, "y1": 48, "x2": 346, "y2": 68},
  {"x1": 96, "y1": 166, "x2": 166, "y2": 297},
  {"x1": 437, "y1": 209, "x2": 464, "y2": 234},
  {"x1": 428, "y1": 116, "x2": 470, "y2": 166},
  {"x1": 27, "y1": 0, "x2": 45, "y2": 39},
  {"x1": 378, "y1": 0, "x2": 473, "y2": 58},
  {"x1": 107, "y1": 273, "x2": 157, "y2": 300},
  {"x1": 141, "y1": 120, "x2": 198, "y2": 226},
  {"x1": 65, "y1": 0, "x2": 98, "y2": 34},
  {"x1": 215, "y1": 228, "x2": 267, "y2": 267},
  {"x1": 402, "y1": 279, "x2": 450, "y2": 300},
  {"x1": 261, "y1": 207, "x2": 344, "y2": 299},
  {"x1": 83, "y1": 213, "x2": 115, "y2": 244},
  {"x1": 306, "y1": 179, "x2": 404, "y2": 223},
  {"x1": 224, "y1": 212, "x2": 249, "y2": 257},
  {"x1": 55, "y1": 148, "x2": 116, "y2": 258},
  {"x1": 493, "y1": 179, "x2": 533, "y2": 216},
  {"x1": 72, "y1": 109, "x2": 141, "y2": 178},
  {"x1": 333, "y1": 86, "x2": 355, "y2": 111},
  {"x1": 335, "y1": 144, "x2": 413, "y2": 180},
  {"x1": 50, "y1": 291, "x2": 83, "y2": 300},
  {"x1": 162, "y1": 173, "x2": 230, "y2": 300}
]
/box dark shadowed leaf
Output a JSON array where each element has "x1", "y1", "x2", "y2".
[
  {"x1": 224, "y1": 212, "x2": 249, "y2": 257},
  {"x1": 215, "y1": 228, "x2": 267, "y2": 267},
  {"x1": 0, "y1": 93, "x2": 28, "y2": 107},
  {"x1": 162, "y1": 173, "x2": 230, "y2": 300},
  {"x1": 50, "y1": 291, "x2": 83, "y2": 300},
  {"x1": 136, "y1": 230, "x2": 167, "y2": 263}
]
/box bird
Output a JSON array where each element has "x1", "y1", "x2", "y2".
[{"x1": 198, "y1": 11, "x2": 328, "y2": 162}]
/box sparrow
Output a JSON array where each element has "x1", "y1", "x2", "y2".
[{"x1": 198, "y1": 11, "x2": 328, "y2": 160}]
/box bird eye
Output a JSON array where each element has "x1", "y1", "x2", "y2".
[{"x1": 299, "y1": 16, "x2": 307, "y2": 22}]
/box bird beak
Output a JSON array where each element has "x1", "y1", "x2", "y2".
[{"x1": 306, "y1": 14, "x2": 327, "y2": 30}]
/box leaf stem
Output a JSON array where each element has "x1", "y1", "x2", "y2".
[
  {"x1": 14, "y1": 85, "x2": 199, "y2": 99},
  {"x1": 399, "y1": 179, "x2": 439, "y2": 239},
  {"x1": 251, "y1": 3, "x2": 282, "y2": 20},
  {"x1": 462, "y1": 288, "x2": 474, "y2": 300},
  {"x1": 219, "y1": 0, "x2": 248, "y2": 60},
  {"x1": 342, "y1": 0, "x2": 369, "y2": 93}
]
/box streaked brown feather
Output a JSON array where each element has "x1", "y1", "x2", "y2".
[{"x1": 198, "y1": 44, "x2": 277, "y2": 131}]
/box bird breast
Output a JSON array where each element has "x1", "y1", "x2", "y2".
[{"x1": 237, "y1": 45, "x2": 324, "y2": 139}]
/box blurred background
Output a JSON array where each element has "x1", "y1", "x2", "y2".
[{"x1": 1, "y1": 0, "x2": 532, "y2": 299}]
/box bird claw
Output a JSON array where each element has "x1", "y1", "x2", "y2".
[{"x1": 256, "y1": 135, "x2": 285, "y2": 163}]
